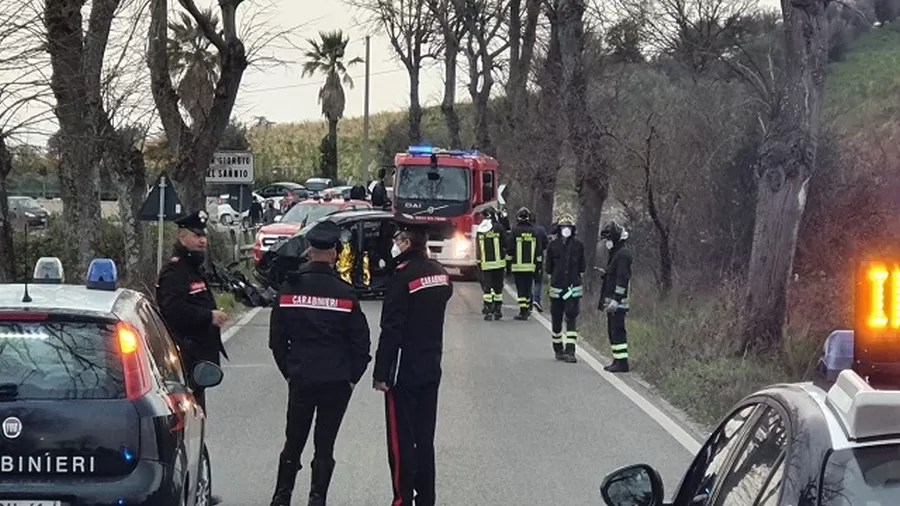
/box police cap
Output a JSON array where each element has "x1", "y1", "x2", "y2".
[
  {"x1": 306, "y1": 220, "x2": 342, "y2": 250},
  {"x1": 175, "y1": 210, "x2": 209, "y2": 236}
]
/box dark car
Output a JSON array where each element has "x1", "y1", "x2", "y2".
[
  {"x1": 7, "y1": 196, "x2": 49, "y2": 229},
  {"x1": 255, "y1": 182, "x2": 309, "y2": 201},
  {"x1": 255, "y1": 209, "x2": 398, "y2": 299},
  {"x1": 598, "y1": 329, "x2": 900, "y2": 506},
  {"x1": 0, "y1": 258, "x2": 224, "y2": 506}
]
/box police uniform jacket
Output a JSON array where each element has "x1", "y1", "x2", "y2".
[
  {"x1": 507, "y1": 220, "x2": 544, "y2": 273},
  {"x1": 599, "y1": 242, "x2": 633, "y2": 311},
  {"x1": 545, "y1": 235, "x2": 586, "y2": 289},
  {"x1": 373, "y1": 248, "x2": 453, "y2": 387},
  {"x1": 156, "y1": 243, "x2": 227, "y2": 363},
  {"x1": 269, "y1": 262, "x2": 372, "y2": 384}
]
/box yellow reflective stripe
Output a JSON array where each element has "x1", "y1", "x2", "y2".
[
  {"x1": 615, "y1": 285, "x2": 627, "y2": 295},
  {"x1": 511, "y1": 263, "x2": 535, "y2": 272},
  {"x1": 611, "y1": 343, "x2": 628, "y2": 359},
  {"x1": 483, "y1": 293, "x2": 493, "y2": 302},
  {"x1": 551, "y1": 333, "x2": 563, "y2": 344},
  {"x1": 613, "y1": 351, "x2": 629, "y2": 359},
  {"x1": 492, "y1": 293, "x2": 504, "y2": 302},
  {"x1": 563, "y1": 331, "x2": 579, "y2": 344}
]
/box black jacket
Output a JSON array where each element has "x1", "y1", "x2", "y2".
[
  {"x1": 373, "y1": 248, "x2": 453, "y2": 387},
  {"x1": 507, "y1": 221, "x2": 547, "y2": 271},
  {"x1": 600, "y1": 242, "x2": 633, "y2": 311},
  {"x1": 545, "y1": 236, "x2": 586, "y2": 289},
  {"x1": 156, "y1": 243, "x2": 227, "y2": 363},
  {"x1": 269, "y1": 262, "x2": 372, "y2": 384},
  {"x1": 371, "y1": 181, "x2": 388, "y2": 208}
]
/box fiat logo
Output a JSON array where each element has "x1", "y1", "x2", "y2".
[{"x1": 2, "y1": 416, "x2": 22, "y2": 439}]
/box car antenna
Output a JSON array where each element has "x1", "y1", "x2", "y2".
[{"x1": 21, "y1": 221, "x2": 32, "y2": 303}]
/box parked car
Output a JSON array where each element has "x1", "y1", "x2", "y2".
[
  {"x1": 303, "y1": 177, "x2": 332, "y2": 196},
  {"x1": 7, "y1": 196, "x2": 49, "y2": 228},
  {"x1": 255, "y1": 182, "x2": 308, "y2": 209}
]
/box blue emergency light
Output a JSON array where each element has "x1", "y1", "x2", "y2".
[
  {"x1": 86, "y1": 258, "x2": 118, "y2": 291},
  {"x1": 408, "y1": 145, "x2": 434, "y2": 155},
  {"x1": 32, "y1": 257, "x2": 64, "y2": 284},
  {"x1": 818, "y1": 330, "x2": 854, "y2": 381}
]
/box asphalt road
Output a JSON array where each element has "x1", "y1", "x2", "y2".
[{"x1": 206, "y1": 281, "x2": 695, "y2": 506}]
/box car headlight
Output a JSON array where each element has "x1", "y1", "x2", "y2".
[{"x1": 455, "y1": 236, "x2": 470, "y2": 257}]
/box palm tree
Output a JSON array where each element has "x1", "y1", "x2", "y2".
[
  {"x1": 167, "y1": 10, "x2": 219, "y2": 129},
  {"x1": 302, "y1": 30, "x2": 363, "y2": 180}
]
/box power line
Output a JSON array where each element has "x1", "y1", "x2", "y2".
[{"x1": 241, "y1": 67, "x2": 407, "y2": 94}]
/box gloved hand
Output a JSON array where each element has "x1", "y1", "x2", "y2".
[{"x1": 604, "y1": 300, "x2": 619, "y2": 313}]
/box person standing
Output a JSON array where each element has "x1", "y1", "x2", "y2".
[
  {"x1": 268, "y1": 220, "x2": 372, "y2": 506},
  {"x1": 373, "y1": 216, "x2": 453, "y2": 506},
  {"x1": 475, "y1": 207, "x2": 507, "y2": 320},
  {"x1": 371, "y1": 167, "x2": 389, "y2": 208},
  {"x1": 599, "y1": 221, "x2": 633, "y2": 373},
  {"x1": 508, "y1": 206, "x2": 541, "y2": 320},
  {"x1": 544, "y1": 213, "x2": 585, "y2": 363},
  {"x1": 531, "y1": 217, "x2": 548, "y2": 313}
]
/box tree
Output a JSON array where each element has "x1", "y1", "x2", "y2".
[
  {"x1": 742, "y1": 0, "x2": 833, "y2": 351},
  {"x1": 353, "y1": 0, "x2": 438, "y2": 144},
  {"x1": 425, "y1": 0, "x2": 468, "y2": 148},
  {"x1": 167, "y1": 9, "x2": 220, "y2": 127},
  {"x1": 148, "y1": 0, "x2": 249, "y2": 212},
  {"x1": 301, "y1": 30, "x2": 363, "y2": 180}
]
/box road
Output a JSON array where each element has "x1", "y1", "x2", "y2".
[{"x1": 206, "y1": 281, "x2": 697, "y2": 506}]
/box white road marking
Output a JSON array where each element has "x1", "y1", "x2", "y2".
[
  {"x1": 222, "y1": 363, "x2": 271, "y2": 368},
  {"x1": 221, "y1": 307, "x2": 263, "y2": 344},
  {"x1": 502, "y1": 284, "x2": 702, "y2": 454}
]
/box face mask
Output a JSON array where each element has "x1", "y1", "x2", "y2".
[
  {"x1": 391, "y1": 243, "x2": 402, "y2": 258},
  {"x1": 605, "y1": 240, "x2": 614, "y2": 250},
  {"x1": 560, "y1": 227, "x2": 572, "y2": 238}
]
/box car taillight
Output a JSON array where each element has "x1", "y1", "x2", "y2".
[
  {"x1": 0, "y1": 311, "x2": 48, "y2": 320},
  {"x1": 116, "y1": 321, "x2": 152, "y2": 400},
  {"x1": 163, "y1": 393, "x2": 193, "y2": 432}
]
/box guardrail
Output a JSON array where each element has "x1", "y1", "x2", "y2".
[{"x1": 220, "y1": 223, "x2": 259, "y2": 266}]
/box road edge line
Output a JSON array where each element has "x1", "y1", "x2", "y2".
[
  {"x1": 503, "y1": 284, "x2": 702, "y2": 454},
  {"x1": 222, "y1": 307, "x2": 263, "y2": 344}
]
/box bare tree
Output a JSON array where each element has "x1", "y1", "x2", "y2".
[
  {"x1": 148, "y1": 0, "x2": 249, "y2": 212},
  {"x1": 0, "y1": 1, "x2": 52, "y2": 281},
  {"x1": 504, "y1": 0, "x2": 541, "y2": 127},
  {"x1": 425, "y1": 0, "x2": 467, "y2": 148},
  {"x1": 742, "y1": 0, "x2": 833, "y2": 352}
]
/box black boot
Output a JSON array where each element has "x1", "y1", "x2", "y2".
[
  {"x1": 483, "y1": 301, "x2": 493, "y2": 320},
  {"x1": 270, "y1": 456, "x2": 300, "y2": 506},
  {"x1": 604, "y1": 359, "x2": 630, "y2": 373},
  {"x1": 563, "y1": 344, "x2": 578, "y2": 363},
  {"x1": 514, "y1": 308, "x2": 529, "y2": 320},
  {"x1": 553, "y1": 342, "x2": 565, "y2": 361},
  {"x1": 492, "y1": 302, "x2": 502, "y2": 320},
  {"x1": 307, "y1": 458, "x2": 336, "y2": 506}
]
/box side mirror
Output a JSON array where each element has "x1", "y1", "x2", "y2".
[
  {"x1": 191, "y1": 360, "x2": 224, "y2": 389},
  {"x1": 274, "y1": 214, "x2": 283, "y2": 222},
  {"x1": 600, "y1": 464, "x2": 664, "y2": 506}
]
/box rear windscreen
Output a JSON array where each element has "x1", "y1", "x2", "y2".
[{"x1": 0, "y1": 320, "x2": 125, "y2": 400}]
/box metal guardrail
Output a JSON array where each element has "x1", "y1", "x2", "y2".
[{"x1": 222, "y1": 223, "x2": 259, "y2": 265}]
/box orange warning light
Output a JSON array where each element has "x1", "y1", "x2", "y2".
[{"x1": 855, "y1": 260, "x2": 900, "y2": 386}]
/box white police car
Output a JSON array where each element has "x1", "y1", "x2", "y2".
[
  {"x1": 0, "y1": 258, "x2": 223, "y2": 506},
  {"x1": 599, "y1": 260, "x2": 900, "y2": 506}
]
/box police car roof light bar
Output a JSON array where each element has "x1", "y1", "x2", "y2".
[
  {"x1": 32, "y1": 257, "x2": 64, "y2": 284},
  {"x1": 86, "y1": 258, "x2": 118, "y2": 291},
  {"x1": 825, "y1": 368, "x2": 900, "y2": 440}
]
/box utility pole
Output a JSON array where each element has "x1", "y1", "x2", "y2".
[{"x1": 362, "y1": 35, "x2": 371, "y2": 183}]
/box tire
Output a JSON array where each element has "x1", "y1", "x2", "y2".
[{"x1": 195, "y1": 444, "x2": 212, "y2": 506}]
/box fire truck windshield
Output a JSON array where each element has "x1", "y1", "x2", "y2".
[{"x1": 395, "y1": 165, "x2": 469, "y2": 202}]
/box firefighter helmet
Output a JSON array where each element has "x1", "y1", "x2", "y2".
[
  {"x1": 600, "y1": 221, "x2": 628, "y2": 242},
  {"x1": 516, "y1": 206, "x2": 531, "y2": 222},
  {"x1": 556, "y1": 213, "x2": 575, "y2": 227}
]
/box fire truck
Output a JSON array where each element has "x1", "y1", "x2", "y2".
[{"x1": 391, "y1": 145, "x2": 504, "y2": 279}]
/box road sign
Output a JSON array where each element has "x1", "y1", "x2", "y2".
[
  {"x1": 498, "y1": 183, "x2": 507, "y2": 205},
  {"x1": 206, "y1": 151, "x2": 254, "y2": 184},
  {"x1": 138, "y1": 172, "x2": 183, "y2": 221}
]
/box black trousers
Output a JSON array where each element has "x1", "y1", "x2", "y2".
[
  {"x1": 280, "y1": 380, "x2": 353, "y2": 465},
  {"x1": 480, "y1": 268, "x2": 505, "y2": 308},
  {"x1": 384, "y1": 381, "x2": 440, "y2": 506},
  {"x1": 550, "y1": 297, "x2": 581, "y2": 352},
  {"x1": 513, "y1": 273, "x2": 534, "y2": 311},
  {"x1": 607, "y1": 311, "x2": 629, "y2": 360}
]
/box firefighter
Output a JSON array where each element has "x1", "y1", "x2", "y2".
[
  {"x1": 599, "y1": 221, "x2": 633, "y2": 373},
  {"x1": 268, "y1": 220, "x2": 372, "y2": 506},
  {"x1": 544, "y1": 213, "x2": 585, "y2": 363},
  {"x1": 531, "y1": 214, "x2": 549, "y2": 313},
  {"x1": 476, "y1": 206, "x2": 507, "y2": 320},
  {"x1": 374, "y1": 215, "x2": 454, "y2": 506},
  {"x1": 508, "y1": 206, "x2": 542, "y2": 320}
]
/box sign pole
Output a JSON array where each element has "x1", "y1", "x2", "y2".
[
  {"x1": 363, "y1": 35, "x2": 371, "y2": 182},
  {"x1": 156, "y1": 176, "x2": 167, "y2": 273},
  {"x1": 238, "y1": 184, "x2": 244, "y2": 228}
]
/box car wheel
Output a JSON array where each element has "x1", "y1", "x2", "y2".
[{"x1": 195, "y1": 445, "x2": 212, "y2": 506}]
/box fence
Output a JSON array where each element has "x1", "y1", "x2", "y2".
[{"x1": 223, "y1": 223, "x2": 258, "y2": 266}]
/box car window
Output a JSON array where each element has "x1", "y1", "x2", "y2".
[
  {"x1": 138, "y1": 302, "x2": 186, "y2": 385},
  {"x1": 0, "y1": 318, "x2": 125, "y2": 400},
  {"x1": 712, "y1": 406, "x2": 788, "y2": 505},
  {"x1": 755, "y1": 452, "x2": 785, "y2": 506},
  {"x1": 282, "y1": 203, "x2": 344, "y2": 225},
  {"x1": 674, "y1": 404, "x2": 762, "y2": 505},
  {"x1": 819, "y1": 444, "x2": 900, "y2": 506}
]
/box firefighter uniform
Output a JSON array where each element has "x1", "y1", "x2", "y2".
[
  {"x1": 599, "y1": 221, "x2": 633, "y2": 373},
  {"x1": 476, "y1": 210, "x2": 508, "y2": 320},
  {"x1": 155, "y1": 210, "x2": 228, "y2": 411},
  {"x1": 544, "y1": 214, "x2": 585, "y2": 363},
  {"x1": 508, "y1": 207, "x2": 542, "y2": 320},
  {"x1": 374, "y1": 218, "x2": 453, "y2": 506},
  {"x1": 268, "y1": 220, "x2": 372, "y2": 506}
]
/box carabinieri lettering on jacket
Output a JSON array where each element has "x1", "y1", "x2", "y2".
[
  {"x1": 0, "y1": 454, "x2": 96, "y2": 474},
  {"x1": 408, "y1": 274, "x2": 450, "y2": 293}
]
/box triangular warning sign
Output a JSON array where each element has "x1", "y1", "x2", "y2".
[{"x1": 138, "y1": 172, "x2": 184, "y2": 221}]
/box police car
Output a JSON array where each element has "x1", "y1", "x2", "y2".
[
  {"x1": 0, "y1": 257, "x2": 223, "y2": 506},
  {"x1": 598, "y1": 260, "x2": 900, "y2": 506}
]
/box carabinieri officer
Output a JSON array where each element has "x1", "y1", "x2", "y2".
[{"x1": 268, "y1": 220, "x2": 372, "y2": 506}]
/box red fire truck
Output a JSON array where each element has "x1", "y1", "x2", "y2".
[{"x1": 391, "y1": 145, "x2": 503, "y2": 279}]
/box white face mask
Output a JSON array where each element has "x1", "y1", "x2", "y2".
[
  {"x1": 391, "y1": 243, "x2": 402, "y2": 258},
  {"x1": 605, "y1": 240, "x2": 614, "y2": 250},
  {"x1": 560, "y1": 227, "x2": 572, "y2": 238}
]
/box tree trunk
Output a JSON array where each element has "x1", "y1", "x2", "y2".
[
  {"x1": 532, "y1": 166, "x2": 558, "y2": 229},
  {"x1": 408, "y1": 67, "x2": 423, "y2": 145},
  {"x1": 742, "y1": 0, "x2": 830, "y2": 351},
  {"x1": 475, "y1": 88, "x2": 493, "y2": 154},
  {"x1": 106, "y1": 136, "x2": 147, "y2": 285},
  {"x1": 441, "y1": 42, "x2": 461, "y2": 148},
  {"x1": 0, "y1": 137, "x2": 15, "y2": 282},
  {"x1": 327, "y1": 119, "x2": 339, "y2": 181}
]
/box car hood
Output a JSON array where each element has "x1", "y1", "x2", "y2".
[{"x1": 258, "y1": 222, "x2": 303, "y2": 236}]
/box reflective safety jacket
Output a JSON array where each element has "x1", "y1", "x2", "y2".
[
  {"x1": 476, "y1": 220, "x2": 507, "y2": 271},
  {"x1": 507, "y1": 221, "x2": 544, "y2": 273},
  {"x1": 600, "y1": 242, "x2": 633, "y2": 311},
  {"x1": 337, "y1": 242, "x2": 371, "y2": 286}
]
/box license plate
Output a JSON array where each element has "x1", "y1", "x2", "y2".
[{"x1": 0, "y1": 502, "x2": 60, "y2": 506}]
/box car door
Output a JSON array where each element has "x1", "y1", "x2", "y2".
[{"x1": 672, "y1": 402, "x2": 765, "y2": 505}]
